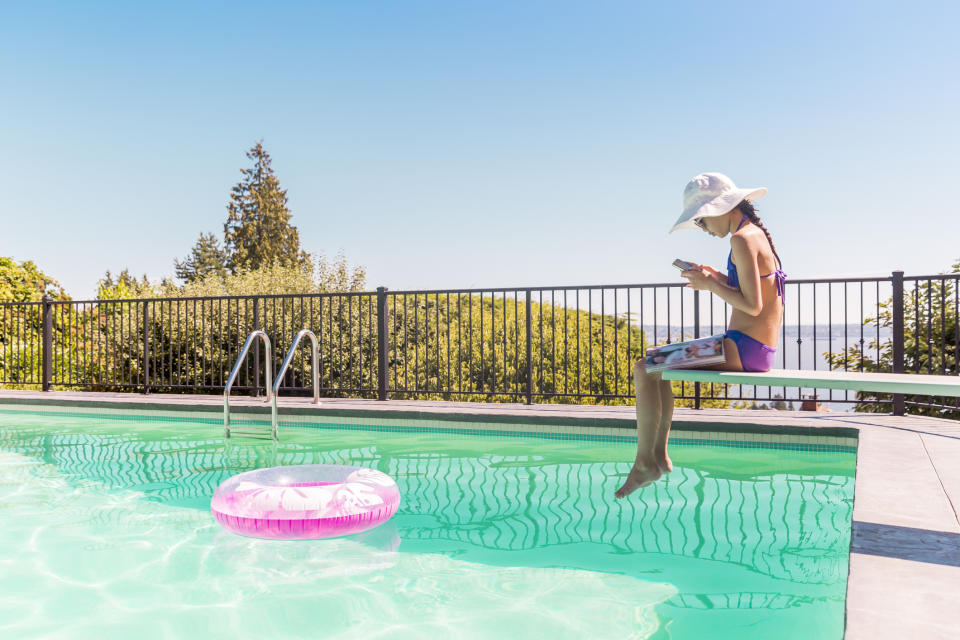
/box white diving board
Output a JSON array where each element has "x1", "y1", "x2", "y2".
[{"x1": 659, "y1": 369, "x2": 960, "y2": 397}]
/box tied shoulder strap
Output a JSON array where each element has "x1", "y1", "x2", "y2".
[{"x1": 771, "y1": 269, "x2": 787, "y2": 301}]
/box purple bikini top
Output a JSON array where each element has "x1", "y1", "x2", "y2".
[{"x1": 726, "y1": 215, "x2": 787, "y2": 300}]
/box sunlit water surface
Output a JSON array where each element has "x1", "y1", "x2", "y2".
[{"x1": 0, "y1": 409, "x2": 855, "y2": 639}]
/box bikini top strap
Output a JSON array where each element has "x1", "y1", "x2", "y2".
[
  {"x1": 728, "y1": 216, "x2": 749, "y2": 262},
  {"x1": 730, "y1": 215, "x2": 787, "y2": 300},
  {"x1": 773, "y1": 269, "x2": 787, "y2": 301},
  {"x1": 738, "y1": 213, "x2": 786, "y2": 281}
]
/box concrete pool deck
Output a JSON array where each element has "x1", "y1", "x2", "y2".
[{"x1": 1, "y1": 390, "x2": 958, "y2": 638}]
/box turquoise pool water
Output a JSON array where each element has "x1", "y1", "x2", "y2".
[{"x1": 0, "y1": 408, "x2": 855, "y2": 639}]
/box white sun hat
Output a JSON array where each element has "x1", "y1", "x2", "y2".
[{"x1": 669, "y1": 172, "x2": 767, "y2": 233}]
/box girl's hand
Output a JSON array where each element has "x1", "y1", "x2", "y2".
[
  {"x1": 681, "y1": 268, "x2": 714, "y2": 291},
  {"x1": 699, "y1": 265, "x2": 725, "y2": 284}
]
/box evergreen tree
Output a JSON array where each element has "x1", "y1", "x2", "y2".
[
  {"x1": 97, "y1": 269, "x2": 152, "y2": 299},
  {"x1": 223, "y1": 141, "x2": 310, "y2": 273},
  {"x1": 174, "y1": 232, "x2": 228, "y2": 283}
]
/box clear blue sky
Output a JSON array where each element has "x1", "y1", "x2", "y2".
[{"x1": 3, "y1": 1, "x2": 958, "y2": 298}]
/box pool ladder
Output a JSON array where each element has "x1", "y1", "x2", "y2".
[{"x1": 224, "y1": 329, "x2": 321, "y2": 440}]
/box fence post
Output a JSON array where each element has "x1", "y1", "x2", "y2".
[
  {"x1": 525, "y1": 290, "x2": 533, "y2": 405},
  {"x1": 41, "y1": 295, "x2": 53, "y2": 391},
  {"x1": 693, "y1": 290, "x2": 701, "y2": 409},
  {"x1": 891, "y1": 270, "x2": 905, "y2": 416},
  {"x1": 377, "y1": 287, "x2": 389, "y2": 401},
  {"x1": 252, "y1": 297, "x2": 260, "y2": 397},
  {"x1": 142, "y1": 300, "x2": 150, "y2": 395}
]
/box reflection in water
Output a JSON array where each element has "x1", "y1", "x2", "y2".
[
  {"x1": 0, "y1": 419, "x2": 853, "y2": 640},
  {"x1": 0, "y1": 421, "x2": 854, "y2": 591},
  {"x1": 666, "y1": 591, "x2": 815, "y2": 610}
]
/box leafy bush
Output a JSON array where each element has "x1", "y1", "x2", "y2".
[
  {"x1": 3, "y1": 256, "x2": 732, "y2": 409},
  {"x1": 0, "y1": 258, "x2": 69, "y2": 387},
  {"x1": 827, "y1": 261, "x2": 959, "y2": 418}
]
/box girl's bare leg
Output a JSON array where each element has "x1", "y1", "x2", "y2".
[
  {"x1": 617, "y1": 340, "x2": 742, "y2": 498},
  {"x1": 614, "y1": 360, "x2": 664, "y2": 499},
  {"x1": 654, "y1": 379, "x2": 674, "y2": 473}
]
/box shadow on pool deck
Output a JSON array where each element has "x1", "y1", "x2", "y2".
[{"x1": 852, "y1": 521, "x2": 960, "y2": 567}]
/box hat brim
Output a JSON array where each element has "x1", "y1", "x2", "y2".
[{"x1": 669, "y1": 186, "x2": 767, "y2": 233}]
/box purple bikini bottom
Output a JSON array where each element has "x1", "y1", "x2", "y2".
[{"x1": 724, "y1": 330, "x2": 776, "y2": 373}]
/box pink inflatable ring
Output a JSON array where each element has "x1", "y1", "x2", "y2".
[{"x1": 211, "y1": 464, "x2": 401, "y2": 540}]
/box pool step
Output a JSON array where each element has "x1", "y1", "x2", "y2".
[{"x1": 224, "y1": 424, "x2": 276, "y2": 440}]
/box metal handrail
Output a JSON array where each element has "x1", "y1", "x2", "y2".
[
  {"x1": 224, "y1": 330, "x2": 273, "y2": 438},
  {"x1": 271, "y1": 329, "x2": 321, "y2": 438}
]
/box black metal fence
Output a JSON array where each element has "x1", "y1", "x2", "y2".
[{"x1": 1, "y1": 271, "x2": 958, "y2": 415}]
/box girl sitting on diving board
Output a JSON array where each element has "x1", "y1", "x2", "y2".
[{"x1": 615, "y1": 173, "x2": 786, "y2": 499}]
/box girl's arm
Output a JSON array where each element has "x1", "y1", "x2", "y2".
[
  {"x1": 698, "y1": 264, "x2": 728, "y2": 287},
  {"x1": 684, "y1": 262, "x2": 727, "y2": 286},
  {"x1": 683, "y1": 237, "x2": 764, "y2": 315}
]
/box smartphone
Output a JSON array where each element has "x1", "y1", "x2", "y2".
[{"x1": 672, "y1": 259, "x2": 696, "y2": 271}]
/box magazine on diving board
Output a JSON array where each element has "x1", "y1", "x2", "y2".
[{"x1": 643, "y1": 333, "x2": 726, "y2": 372}]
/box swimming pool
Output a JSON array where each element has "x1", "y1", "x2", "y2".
[{"x1": 0, "y1": 406, "x2": 855, "y2": 639}]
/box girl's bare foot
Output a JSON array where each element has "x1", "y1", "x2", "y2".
[
  {"x1": 614, "y1": 460, "x2": 662, "y2": 499},
  {"x1": 656, "y1": 452, "x2": 673, "y2": 475}
]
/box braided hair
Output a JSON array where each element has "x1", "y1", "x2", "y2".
[{"x1": 735, "y1": 200, "x2": 782, "y2": 269}]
